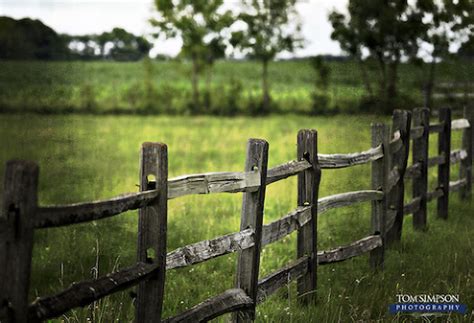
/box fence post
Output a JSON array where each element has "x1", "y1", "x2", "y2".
[
  {"x1": 438, "y1": 107, "x2": 451, "y2": 219},
  {"x1": 460, "y1": 106, "x2": 472, "y2": 199},
  {"x1": 385, "y1": 110, "x2": 412, "y2": 244},
  {"x1": 234, "y1": 139, "x2": 269, "y2": 323},
  {"x1": 0, "y1": 161, "x2": 38, "y2": 322},
  {"x1": 296, "y1": 129, "x2": 320, "y2": 303},
  {"x1": 136, "y1": 143, "x2": 168, "y2": 322},
  {"x1": 370, "y1": 123, "x2": 390, "y2": 270},
  {"x1": 412, "y1": 108, "x2": 430, "y2": 230}
]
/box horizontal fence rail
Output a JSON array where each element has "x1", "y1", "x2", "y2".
[{"x1": 1, "y1": 107, "x2": 472, "y2": 323}]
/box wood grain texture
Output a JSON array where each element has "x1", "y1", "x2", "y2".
[
  {"x1": 0, "y1": 161, "x2": 38, "y2": 323},
  {"x1": 234, "y1": 139, "x2": 269, "y2": 322},
  {"x1": 318, "y1": 190, "x2": 384, "y2": 214},
  {"x1": 168, "y1": 171, "x2": 260, "y2": 199},
  {"x1": 437, "y1": 108, "x2": 451, "y2": 219},
  {"x1": 403, "y1": 197, "x2": 421, "y2": 215},
  {"x1": 296, "y1": 129, "x2": 320, "y2": 303},
  {"x1": 385, "y1": 110, "x2": 412, "y2": 244},
  {"x1": 318, "y1": 144, "x2": 383, "y2": 169},
  {"x1": 136, "y1": 142, "x2": 168, "y2": 323},
  {"x1": 405, "y1": 162, "x2": 422, "y2": 179},
  {"x1": 266, "y1": 160, "x2": 312, "y2": 185},
  {"x1": 164, "y1": 289, "x2": 253, "y2": 323},
  {"x1": 318, "y1": 235, "x2": 382, "y2": 265},
  {"x1": 28, "y1": 262, "x2": 158, "y2": 321},
  {"x1": 256, "y1": 257, "x2": 309, "y2": 304},
  {"x1": 166, "y1": 229, "x2": 254, "y2": 270},
  {"x1": 36, "y1": 190, "x2": 159, "y2": 228},
  {"x1": 261, "y1": 206, "x2": 311, "y2": 247},
  {"x1": 412, "y1": 108, "x2": 430, "y2": 230},
  {"x1": 370, "y1": 123, "x2": 390, "y2": 270}
]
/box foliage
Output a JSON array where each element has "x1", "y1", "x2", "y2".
[
  {"x1": 151, "y1": 0, "x2": 234, "y2": 113},
  {"x1": 231, "y1": 0, "x2": 303, "y2": 114},
  {"x1": 0, "y1": 16, "x2": 68, "y2": 60}
]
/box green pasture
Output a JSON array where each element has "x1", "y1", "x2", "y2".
[
  {"x1": 0, "y1": 60, "x2": 472, "y2": 115},
  {"x1": 0, "y1": 114, "x2": 472, "y2": 322}
]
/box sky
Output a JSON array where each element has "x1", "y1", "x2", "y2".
[{"x1": 0, "y1": 0, "x2": 348, "y2": 57}]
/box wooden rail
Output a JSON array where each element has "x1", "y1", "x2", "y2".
[{"x1": 1, "y1": 107, "x2": 472, "y2": 323}]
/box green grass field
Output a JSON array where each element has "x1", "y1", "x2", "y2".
[
  {"x1": 0, "y1": 60, "x2": 472, "y2": 115},
  {"x1": 0, "y1": 114, "x2": 472, "y2": 322}
]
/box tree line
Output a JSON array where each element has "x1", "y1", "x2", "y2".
[{"x1": 0, "y1": 16, "x2": 152, "y2": 61}]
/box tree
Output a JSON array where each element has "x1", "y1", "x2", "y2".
[
  {"x1": 329, "y1": 0, "x2": 427, "y2": 113},
  {"x1": 231, "y1": 0, "x2": 303, "y2": 114},
  {"x1": 416, "y1": 0, "x2": 473, "y2": 108},
  {"x1": 151, "y1": 0, "x2": 233, "y2": 113}
]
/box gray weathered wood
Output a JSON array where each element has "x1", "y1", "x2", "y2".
[
  {"x1": 390, "y1": 131, "x2": 403, "y2": 154},
  {"x1": 318, "y1": 190, "x2": 384, "y2": 214},
  {"x1": 168, "y1": 171, "x2": 260, "y2": 199},
  {"x1": 412, "y1": 108, "x2": 429, "y2": 230},
  {"x1": 164, "y1": 289, "x2": 253, "y2": 323},
  {"x1": 136, "y1": 142, "x2": 168, "y2": 323},
  {"x1": 450, "y1": 149, "x2": 468, "y2": 164},
  {"x1": 405, "y1": 162, "x2": 422, "y2": 179},
  {"x1": 451, "y1": 118, "x2": 470, "y2": 130},
  {"x1": 0, "y1": 161, "x2": 39, "y2": 322},
  {"x1": 428, "y1": 154, "x2": 446, "y2": 167},
  {"x1": 35, "y1": 190, "x2": 159, "y2": 228},
  {"x1": 429, "y1": 122, "x2": 444, "y2": 133},
  {"x1": 256, "y1": 257, "x2": 309, "y2": 304},
  {"x1": 370, "y1": 123, "x2": 390, "y2": 270},
  {"x1": 234, "y1": 139, "x2": 269, "y2": 322},
  {"x1": 460, "y1": 106, "x2": 472, "y2": 199},
  {"x1": 410, "y1": 126, "x2": 425, "y2": 140},
  {"x1": 318, "y1": 235, "x2": 382, "y2": 265},
  {"x1": 437, "y1": 108, "x2": 451, "y2": 219},
  {"x1": 28, "y1": 261, "x2": 158, "y2": 321},
  {"x1": 318, "y1": 145, "x2": 383, "y2": 169},
  {"x1": 449, "y1": 178, "x2": 467, "y2": 192},
  {"x1": 266, "y1": 160, "x2": 312, "y2": 185},
  {"x1": 296, "y1": 129, "x2": 320, "y2": 303},
  {"x1": 261, "y1": 190, "x2": 383, "y2": 248},
  {"x1": 403, "y1": 197, "x2": 421, "y2": 215},
  {"x1": 385, "y1": 110, "x2": 412, "y2": 244},
  {"x1": 427, "y1": 188, "x2": 444, "y2": 201},
  {"x1": 166, "y1": 229, "x2": 254, "y2": 270},
  {"x1": 261, "y1": 206, "x2": 311, "y2": 247}
]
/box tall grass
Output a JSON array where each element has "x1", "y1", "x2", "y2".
[{"x1": 0, "y1": 114, "x2": 472, "y2": 321}]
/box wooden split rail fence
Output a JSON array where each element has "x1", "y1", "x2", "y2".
[{"x1": 0, "y1": 107, "x2": 472, "y2": 322}]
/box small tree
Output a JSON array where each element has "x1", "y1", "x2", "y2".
[
  {"x1": 151, "y1": 0, "x2": 233, "y2": 113},
  {"x1": 329, "y1": 0, "x2": 427, "y2": 113},
  {"x1": 417, "y1": 0, "x2": 473, "y2": 108},
  {"x1": 231, "y1": 0, "x2": 303, "y2": 114}
]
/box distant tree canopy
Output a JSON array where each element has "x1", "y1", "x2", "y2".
[
  {"x1": 0, "y1": 16, "x2": 68, "y2": 60},
  {"x1": 66, "y1": 28, "x2": 152, "y2": 61},
  {"x1": 0, "y1": 17, "x2": 151, "y2": 61}
]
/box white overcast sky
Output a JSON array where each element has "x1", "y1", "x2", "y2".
[{"x1": 0, "y1": 0, "x2": 348, "y2": 57}]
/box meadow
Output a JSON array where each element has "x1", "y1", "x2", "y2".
[
  {"x1": 0, "y1": 113, "x2": 472, "y2": 322},
  {"x1": 0, "y1": 59, "x2": 472, "y2": 115}
]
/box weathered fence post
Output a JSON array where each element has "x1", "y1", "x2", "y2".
[
  {"x1": 0, "y1": 161, "x2": 38, "y2": 322},
  {"x1": 136, "y1": 143, "x2": 168, "y2": 322},
  {"x1": 412, "y1": 108, "x2": 430, "y2": 230},
  {"x1": 234, "y1": 139, "x2": 269, "y2": 323},
  {"x1": 296, "y1": 129, "x2": 320, "y2": 303},
  {"x1": 460, "y1": 106, "x2": 472, "y2": 199},
  {"x1": 385, "y1": 110, "x2": 412, "y2": 244},
  {"x1": 370, "y1": 123, "x2": 390, "y2": 270},
  {"x1": 438, "y1": 107, "x2": 451, "y2": 219}
]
